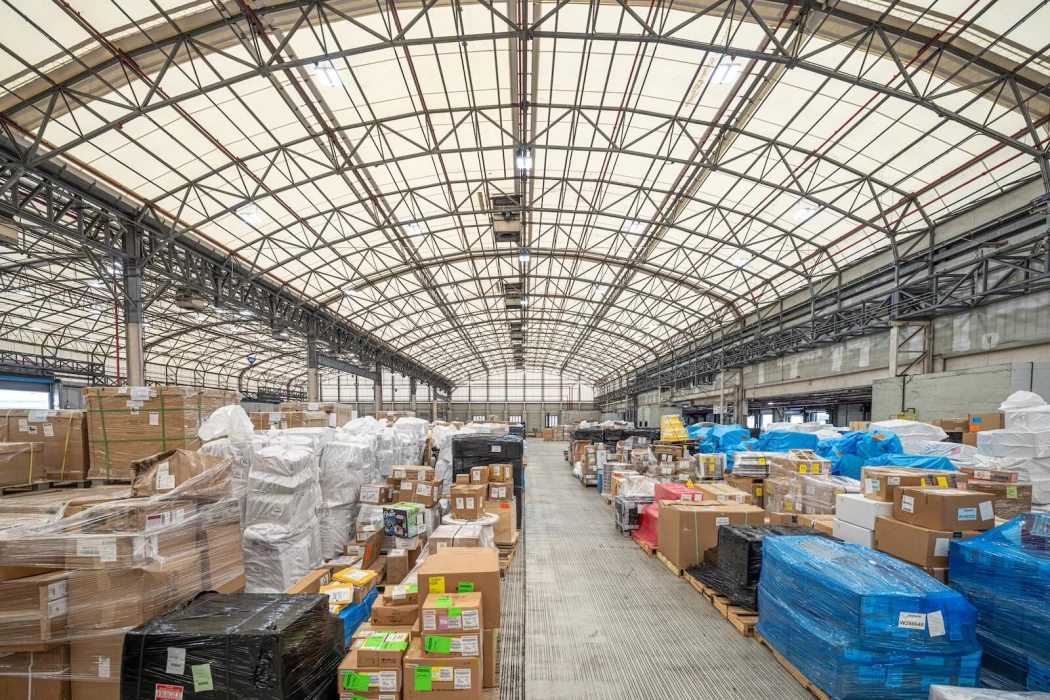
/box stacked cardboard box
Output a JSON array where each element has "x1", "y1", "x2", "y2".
[
  {"x1": 0, "y1": 410, "x2": 90, "y2": 481},
  {"x1": 0, "y1": 442, "x2": 46, "y2": 488},
  {"x1": 278, "y1": 401, "x2": 355, "y2": 428},
  {"x1": 959, "y1": 464, "x2": 1033, "y2": 518},
  {"x1": 483, "y1": 463, "x2": 516, "y2": 545},
  {"x1": 81, "y1": 386, "x2": 239, "y2": 480},
  {"x1": 656, "y1": 500, "x2": 765, "y2": 572}
]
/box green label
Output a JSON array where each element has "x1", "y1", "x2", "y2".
[
  {"x1": 407, "y1": 584, "x2": 418, "y2": 593},
  {"x1": 362, "y1": 635, "x2": 385, "y2": 649},
  {"x1": 424, "y1": 636, "x2": 452, "y2": 654},
  {"x1": 191, "y1": 664, "x2": 214, "y2": 692},
  {"x1": 381, "y1": 641, "x2": 408, "y2": 651},
  {"x1": 1007, "y1": 485, "x2": 1018, "y2": 499},
  {"x1": 343, "y1": 672, "x2": 369, "y2": 692},
  {"x1": 434, "y1": 596, "x2": 453, "y2": 608},
  {"x1": 415, "y1": 666, "x2": 433, "y2": 691},
  {"x1": 449, "y1": 607, "x2": 462, "y2": 617},
  {"x1": 457, "y1": 582, "x2": 474, "y2": 593}
]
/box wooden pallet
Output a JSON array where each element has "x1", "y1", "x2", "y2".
[
  {"x1": 682, "y1": 572, "x2": 758, "y2": 637},
  {"x1": 497, "y1": 533, "x2": 519, "y2": 576},
  {"x1": 656, "y1": 551, "x2": 683, "y2": 577},
  {"x1": 0, "y1": 481, "x2": 56, "y2": 496},
  {"x1": 601, "y1": 492, "x2": 612, "y2": 505},
  {"x1": 633, "y1": 536, "x2": 656, "y2": 556},
  {"x1": 755, "y1": 633, "x2": 832, "y2": 700}
]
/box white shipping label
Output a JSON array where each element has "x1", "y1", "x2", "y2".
[
  {"x1": 898, "y1": 612, "x2": 927, "y2": 631},
  {"x1": 392, "y1": 586, "x2": 407, "y2": 600},
  {"x1": 416, "y1": 483, "x2": 432, "y2": 497},
  {"x1": 389, "y1": 549, "x2": 406, "y2": 557},
  {"x1": 98, "y1": 656, "x2": 111, "y2": 678},
  {"x1": 166, "y1": 647, "x2": 187, "y2": 675},
  {"x1": 934, "y1": 538, "x2": 950, "y2": 557},
  {"x1": 460, "y1": 635, "x2": 479, "y2": 656},
  {"x1": 17, "y1": 419, "x2": 28, "y2": 432},
  {"x1": 454, "y1": 668, "x2": 472, "y2": 690},
  {"x1": 149, "y1": 412, "x2": 160, "y2": 426},
  {"x1": 490, "y1": 446, "x2": 501, "y2": 453},
  {"x1": 130, "y1": 407, "x2": 140, "y2": 416},
  {"x1": 156, "y1": 473, "x2": 176, "y2": 490},
  {"x1": 77, "y1": 538, "x2": 118, "y2": 562},
  {"x1": 361, "y1": 487, "x2": 379, "y2": 502},
  {"x1": 974, "y1": 469, "x2": 991, "y2": 480},
  {"x1": 735, "y1": 494, "x2": 746, "y2": 504},
  {"x1": 446, "y1": 616, "x2": 462, "y2": 630},
  {"x1": 47, "y1": 580, "x2": 68, "y2": 601},
  {"x1": 979, "y1": 501, "x2": 994, "y2": 521},
  {"x1": 378, "y1": 671, "x2": 397, "y2": 691},
  {"x1": 26, "y1": 425, "x2": 38, "y2": 435},
  {"x1": 307, "y1": 402, "x2": 320, "y2": 411},
  {"x1": 47, "y1": 597, "x2": 68, "y2": 619},
  {"x1": 437, "y1": 668, "x2": 453, "y2": 682},
  {"x1": 422, "y1": 609, "x2": 437, "y2": 631},
  {"x1": 927, "y1": 611, "x2": 946, "y2": 637},
  {"x1": 957, "y1": 507, "x2": 977, "y2": 522},
  {"x1": 329, "y1": 414, "x2": 337, "y2": 427},
  {"x1": 866, "y1": 479, "x2": 879, "y2": 494},
  {"x1": 27, "y1": 410, "x2": 49, "y2": 423},
  {"x1": 461, "y1": 609, "x2": 480, "y2": 630},
  {"x1": 327, "y1": 587, "x2": 352, "y2": 603},
  {"x1": 466, "y1": 498, "x2": 475, "y2": 509},
  {"x1": 269, "y1": 412, "x2": 282, "y2": 422},
  {"x1": 887, "y1": 477, "x2": 901, "y2": 486},
  {"x1": 394, "y1": 469, "x2": 407, "y2": 478},
  {"x1": 42, "y1": 423, "x2": 54, "y2": 438},
  {"x1": 130, "y1": 387, "x2": 151, "y2": 401},
  {"x1": 715, "y1": 517, "x2": 730, "y2": 526},
  {"x1": 901, "y1": 495, "x2": 915, "y2": 513}
]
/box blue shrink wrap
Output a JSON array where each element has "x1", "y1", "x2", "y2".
[
  {"x1": 757, "y1": 430, "x2": 820, "y2": 452},
  {"x1": 818, "y1": 430, "x2": 905, "y2": 479},
  {"x1": 864, "y1": 453, "x2": 958, "y2": 472},
  {"x1": 710, "y1": 424, "x2": 750, "y2": 451},
  {"x1": 758, "y1": 536, "x2": 981, "y2": 699},
  {"x1": 950, "y1": 514, "x2": 1050, "y2": 692}
]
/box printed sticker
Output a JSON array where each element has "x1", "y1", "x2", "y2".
[
  {"x1": 454, "y1": 668, "x2": 472, "y2": 689},
  {"x1": 927, "y1": 611, "x2": 946, "y2": 637},
  {"x1": 27, "y1": 426, "x2": 37, "y2": 435},
  {"x1": 98, "y1": 656, "x2": 111, "y2": 678},
  {"x1": 42, "y1": 423, "x2": 54, "y2": 438},
  {"x1": 422, "y1": 609, "x2": 437, "y2": 631},
  {"x1": 715, "y1": 517, "x2": 730, "y2": 526},
  {"x1": 491, "y1": 445, "x2": 501, "y2": 453},
  {"x1": 887, "y1": 477, "x2": 900, "y2": 486},
  {"x1": 978, "y1": 501, "x2": 994, "y2": 520},
  {"x1": 900, "y1": 495, "x2": 915, "y2": 513},
  {"x1": 149, "y1": 412, "x2": 160, "y2": 426},
  {"x1": 974, "y1": 469, "x2": 991, "y2": 480},
  {"x1": 934, "y1": 538, "x2": 950, "y2": 557},
  {"x1": 462, "y1": 609, "x2": 480, "y2": 630},
  {"x1": 166, "y1": 648, "x2": 187, "y2": 675},
  {"x1": 957, "y1": 507, "x2": 977, "y2": 522},
  {"x1": 130, "y1": 386, "x2": 151, "y2": 401},
  {"x1": 191, "y1": 665, "x2": 213, "y2": 692},
  {"x1": 1006, "y1": 485, "x2": 1018, "y2": 499},
  {"x1": 154, "y1": 684, "x2": 183, "y2": 700},
  {"x1": 866, "y1": 479, "x2": 879, "y2": 493},
  {"x1": 898, "y1": 612, "x2": 926, "y2": 631}
]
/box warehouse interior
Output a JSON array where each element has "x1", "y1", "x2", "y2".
[{"x1": 0, "y1": 0, "x2": 1049, "y2": 699}]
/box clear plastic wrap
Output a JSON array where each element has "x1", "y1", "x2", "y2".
[
  {"x1": 120, "y1": 591, "x2": 345, "y2": 699},
  {"x1": 950, "y1": 514, "x2": 1050, "y2": 692},
  {"x1": 759, "y1": 536, "x2": 981, "y2": 698},
  {"x1": 199, "y1": 404, "x2": 259, "y2": 513},
  {"x1": 976, "y1": 430, "x2": 1050, "y2": 504},
  {"x1": 870, "y1": 419, "x2": 949, "y2": 454},
  {"x1": 614, "y1": 495, "x2": 652, "y2": 531},
  {"x1": 798, "y1": 475, "x2": 861, "y2": 514},
  {"x1": 0, "y1": 409, "x2": 89, "y2": 481},
  {"x1": 431, "y1": 423, "x2": 461, "y2": 495},
  {"x1": 439, "y1": 513, "x2": 497, "y2": 550},
  {"x1": 930, "y1": 687, "x2": 1050, "y2": 700},
  {"x1": 620, "y1": 475, "x2": 656, "y2": 499},
  {"x1": 631, "y1": 503, "x2": 659, "y2": 549},
  {"x1": 0, "y1": 442, "x2": 45, "y2": 488},
  {"x1": 729, "y1": 451, "x2": 771, "y2": 478},
  {"x1": 392, "y1": 416, "x2": 428, "y2": 465}
]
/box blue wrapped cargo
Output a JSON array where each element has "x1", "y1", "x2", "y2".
[
  {"x1": 864, "y1": 453, "x2": 957, "y2": 473},
  {"x1": 817, "y1": 430, "x2": 905, "y2": 479}
]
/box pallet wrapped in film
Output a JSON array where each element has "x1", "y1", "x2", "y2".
[
  {"x1": 929, "y1": 687, "x2": 1050, "y2": 700},
  {"x1": 120, "y1": 592, "x2": 345, "y2": 700},
  {"x1": 949, "y1": 514, "x2": 1050, "y2": 692},
  {"x1": 614, "y1": 495, "x2": 652, "y2": 531},
  {"x1": 757, "y1": 536, "x2": 981, "y2": 699}
]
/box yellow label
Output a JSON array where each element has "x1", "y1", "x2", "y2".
[
  {"x1": 428, "y1": 577, "x2": 445, "y2": 594},
  {"x1": 798, "y1": 465, "x2": 809, "y2": 474},
  {"x1": 685, "y1": 479, "x2": 695, "y2": 488},
  {"x1": 755, "y1": 487, "x2": 763, "y2": 497},
  {"x1": 758, "y1": 458, "x2": 767, "y2": 466},
  {"x1": 920, "y1": 478, "x2": 927, "y2": 486},
  {"x1": 812, "y1": 464, "x2": 822, "y2": 474},
  {"x1": 936, "y1": 476, "x2": 948, "y2": 487},
  {"x1": 785, "y1": 503, "x2": 794, "y2": 511}
]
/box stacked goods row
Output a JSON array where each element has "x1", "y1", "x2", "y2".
[
  {"x1": 0, "y1": 451, "x2": 245, "y2": 700},
  {"x1": 757, "y1": 536, "x2": 982, "y2": 698},
  {"x1": 452, "y1": 434, "x2": 524, "y2": 528},
  {"x1": 0, "y1": 410, "x2": 90, "y2": 484}
]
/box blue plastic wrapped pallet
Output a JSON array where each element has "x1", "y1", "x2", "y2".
[
  {"x1": 757, "y1": 430, "x2": 820, "y2": 452},
  {"x1": 817, "y1": 430, "x2": 905, "y2": 479},
  {"x1": 864, "y1": 453, "x2": 957, "y2": 472},
  {"x1": 949, "y1": 514, "x2": 1050, "y2": 692},
  {"x1": 758, "y1": 536, "x2": 981, "y2": 699}
]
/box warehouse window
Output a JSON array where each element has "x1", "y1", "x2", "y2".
[
  {"x1": 0, "y1": 388, "x2": 50, "y2": 410},
  {"x1": 545, "y1": 415, "x2": 558, "y2": 427},
  {"x1": 508, "y1": 414, "x2": 522, "y2": 424},
  {"x1": 472, "y1": 415, "x2": 486, "y2": 422}
]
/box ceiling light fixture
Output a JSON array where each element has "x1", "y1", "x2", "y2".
[
  {"x1": 343, "y1": 287, "x2": 358, "y2": 297},
  {"x1": 237, "y1": 308, "x2": 254, "y2": 318},
  {"x1": 517, "y1": 248, "x2": 531, "y2": 263},
  {"x1": 404, "y1": 223, "x2": 423, "y2": 236},
  {"x1": 515, "y1": 146, "x2": 533, "y2": 172},
  {"x1": 728, "y1": 250, "x2": 753, "y2": 267},
  {"x1": 314, "y1": 60, "x2": 341, "y2": 88},
  {"x1": 87, "y1": 280, "x2": 106, "y2": 289},
  {"x1": 711, "y1": 56, "x2": 741, "y2": 85},
  {"x1": 629, "y1": 220, "x2": 646, "y2": 234},
  {"x1": 794, "y1": 203, "x2": 818, "y2": 221},
  {"x1": 237, "y1": 205, "x2": 262, "y2": 226}
]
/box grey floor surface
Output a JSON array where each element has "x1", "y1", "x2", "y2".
[{"x1": 508, "y1": 438, "x2": 812, "y2": 700}]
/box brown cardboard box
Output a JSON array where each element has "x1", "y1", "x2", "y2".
[
  {"x1": 199, "y1": 523, "x2": 245, "y2": 592},
  {"x1": 814, "y1": 519, "x2": 835, "y2": 536},
  {"x1": 283, "y1": 569, "x2": 332, "y2": 594},
  {"x1": 398, "y1": 479, "x2": 443, "y2": 507},
  {"x1": 371, "y1": 597, "x2": 419, "y2": 626},
  {"x1": 451, "y1": 485, "x2": 487, "y2": 520},
  {"x1": 894, "y1": 487, "x2": 996, "y2": 531},
  {"x1": 402, "y1": 638, "x2": 482, "y2": 700},
  {"x1": 0, "y1": 571, "x2": 68, "y2": 646},
  {"x1": 0, "y1": 674, "x2": 70, "y2": 700},
  {"x1": 969, "y1": 413, "x2": 1004, "y2": 432},
  {"x1": 421, "y1": 592, "x2": 483, "y2": 639},
  {"x1": 345, "y1": 527, "x2": 382, "y2": 567},
  {"x1": 873, "y1": 516, "x2": 980, "y2": 568},
  {"x1": 0, "y1": 645, "x2": 70, "y2": 699},
  {"x1": 469, "y1": 467, "x2": 490, "y2": 485},
  {"x1": 337, "y1": 649, "x2": 402, "y2": 694},
  {"x1": 482, "y1": 628, "x2": 497, "y2": 688},
  {"x1": 249, "y1": 411, "x2": 284, "y2": 431},
  {"x1": 652, "y1": 444, "x2": 684, "y2": 460},
  {"x1": 861, "y1": 467, "x2": 966, "y2": 503},
  {"x1": 353, "y1": 621, "x2": 416, "y2": 642},
  {"x1": 355, "y1": 630, "x2": 410, "y2": 668},
  {"x1": 657, "y1": 501, "x2": 765, "y2": 571},
  {"x1": 489, "y1": 463, "x2": 514, "y2": 483},
  {"x1": 130, "y1": 449, "x2": 226, "y2": 497},
  {"x1": 924, "y1": 567, "x2": 948, "y2": 584},
  {"x1": 726, "y1": 476, "x2": 764, "y2": 509},
  {"x1": 393, "y1": 466, "x2": 435, "y2": 481},
  {"x1": 386, "y1": 549, "x2": 410, "y2": 585},
  {"x1": 962, "y1": 432, "x2": 978, "y2": 447},
  {"x1": 279, "y1": 401, "x2": 355, "y2": 427},
  {"x1": 383, "y1": 584, "x2": 420, "y2": 606},
  {"x1": 965, "y1": 480, "x2": 1033, "y2": 519},
  {"x1": 416, "y1": 549, "x2": 500, "y2": 629},
  {"x1": 933, "y1": 418, "x2": 970, "y2": 432},
  {"x1": 767, "y1": 512, "x2": 801, "y2": 526},
  {"x1": 82, "y1": 386, "x2": 238, "y2": 480},
  {"x1": 72, "y1": 680, "x2": 118, "y2": 700},
  {"x1": 70, "y1": 630, "x2": 124, "y2": 689},
  {"x1": 359, "y1": 484, "x2": 392, "y2": 505},
  {"x1": 430, "y1": 523, "x2": 483, "y2": 550},
  {"x1": 487, "y1": 482, "x2": 512, "y2": 501},
  {"x1": 693, "y1": 482, "x2": 752, "y2": 505},
  {"x1": 485, "y1": 498, "x2": 517, "y2": 545},
  {"x1": 0, "y1": 410, "x2": 89, "y2": 482},
  {"x1": 455, "y1": 474, "x2": 469, "y2": 485},
  {"x1": 798, "y1": 513, "x2": 836, "y2": 529},
  {"x1": 0, "y1": 442, "x2": 47, "y2": 487},
  {"x1": 960, "y1": 466, "x2": 1020, "y2": 483}
]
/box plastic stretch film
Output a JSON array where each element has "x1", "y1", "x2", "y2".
[
  {"x1": 0, "y1": 455, "x2": 246, "y2": 687},
  {"x1": 869, "y1": 419, "x2": 948, "y2": 455},
  {"x1": 930, "y1": 686, "x2": 1050, "y2": 700},
  {"x1": 758, "y1": 536, "x2": 981, "y2": 699},
  {"x1": 0, "y1": 409, "x2": 89, "y2": 482},
  {"x1": 950, "y1": 514, "x2": 1050, "y2": 692},
  {"x1": 317, "y1": 436, "x2": 378, "y2": 558},
  {"x1": 614, "y1": 495, "x2": 652, "y2": 532},
  {"x1": 120, "y1": 592, "x2": 345, "y2": 699}
]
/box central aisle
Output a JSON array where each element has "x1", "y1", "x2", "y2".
[{"x1": 522, "y1": 439, "x2": 811, "y2": 699}]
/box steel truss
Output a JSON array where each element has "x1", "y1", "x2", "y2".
[
  {"x1": 597, "y1": 194, "x2": 1050, "y2": 404},
  {"x1": 0, "y1": 146, "x2": 453, "y2": 395},
  {"x1": 0, "y1": 350, "x2": 104, "y2": 381}
]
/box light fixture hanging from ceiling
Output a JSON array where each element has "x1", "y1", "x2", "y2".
[
  {"x1": 315, "y1": 60, "x2": 341, "y2": 88},
  {"x1": 515, "y1": 146, "x2": 533, "y2": 172}
]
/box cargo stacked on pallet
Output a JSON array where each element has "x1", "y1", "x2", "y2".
[{"x1": 452, "y1": 435, "x2": 524, "y2": 528}]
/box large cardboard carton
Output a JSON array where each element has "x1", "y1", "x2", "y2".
[
  {"x1": 482, "y1": 628, "x2": 497, "y2": 688},
  {"x1": 960, "y1": 465, "x2": 1019, "y2": 483},
  {"x1": 0, "y1": 570, "x2": 68, "y2": 646},
  {"x1": 969, "y1": 413, "x2": 1004, "y2": 432},
  {"x1": 726, "y1": 476, "x2": 764, "y2": 508},
  {"x1": 487, "y1": 482, "x2": 513, "y2": 501},
  {"x1": 70, "y1": 631, "x2": 124, "y2": 693},
  {"x1": 861, "y1": 467, "x2": 966, "y2": 503},
  {"x1": 836, "y1": 493, "x2": 894, "y2": 530},
  {"x1": 338, "y1": 649, "x2": 402, "y2": 695},
  {"x1": 656, "y1": 501, "x2": 764, "y2": 571},
  {"x1": 371, "y1": 597, "x2": 419, "y2": 626},
  {"x1": 130, "y1": 449, "x2": 226, "y2": 497},
  {"x1": 0, "y1": 442, "x2": 46, "y2": 487},
  {"x1": 283, "y1": 569, "x2": 331, "y2": 594},
  {"x1": 199, "y1": 523, "x2": 245, "y2": 592},
  {"x1": 82, "y1": 386, "x2": 238, "y2": 480},
  {"x1": 932, "y1": 417, "x2": 970, "y2": 432},
  {"x1": 386, "y1": 549, "x2": 410, "y2": 585},
  {"x1": 0, "y1": 645, "x2": 70, "y2": 699},
  {"x1": 402, "y1": 638, "x2": 482, "y2": 700},
  {"x1": 484, "y1": 498, "x2": 517, "y2": 545},
  {"x1": 0, "y1": 409, "x2": 89, "y2": 481},
  {"x1": 692, "y1": 482, "x2": 751, "y2": 504},
  {"x1": 416, "y1": 549, "x2": 500, "y2": 629},
  {"x1": 383, "y1": 583, "x2": 419, "y2": 607},
  {"x1": 469, "y1": 467, "x2": 489, "y2": 485},
  {"x1": 451, "y1": 485, "x2": 487, "y2": 520},
  {"x1": 355, "y1": 630, "x2": 410, "y2": 668},
  {"x1": 961, "y1": 480, "x2": 1032, "y2": 520},
  {"x1": 360, "y1": 484, "x2": 392, "y2": 505},
  {"x1": 489, "y1": 463, "x2": 514, "y2": 483},
  {"x1": 392, "y1": 466, "x2": 435, "y2": 481},
  {"x1": 894, "y1": 487, "x2": 997, "y2": 531},
  {"x1": 397, "y1": 480, "x2": 442, "y2": 507},
  {"x1": 346, "y1": 527, "x2": 382, "y2": 567},
  {"x1": 873, "y1": 517, "x2": 980, "y2": 568},
  {"x1": 279, "y1": 401, "x2": 355, "y2": 427}
]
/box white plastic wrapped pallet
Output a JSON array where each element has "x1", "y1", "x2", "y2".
[
  {"x1": 198, "y1": 405, "x2": 261, "y2": 520},
  {"x1": 868, "y1": 419, "x2": 947, "y2": 454},
  {"x1": 316, "y1": 434, "x2": 379, "y2": 558},
  {"x1": 919, "y1": 440, "x2": 979, "y2": 468},
  {"x1": 393, "y1": 416, "x2": 429, "y2": 465},
  {"x1": 1000, "y1": 390, "x2": 1048, "y2": 429},
  {"x1": 431, "y1": 423, "x2": 460, "y2": 495},
  {"x1": 976, "y1": 429, "x2": 1050, "y2": 505}
]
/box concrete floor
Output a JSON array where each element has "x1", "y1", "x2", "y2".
[{"x1": 516, "y1": 438, "x2": 812, "y2": 700}]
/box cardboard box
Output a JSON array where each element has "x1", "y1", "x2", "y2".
[
  {"x1": 693, "y1": 482, "x2": 752, "y2": 505},
  {"x1": 386, "y1": 549, "x2": 410, "y2": 585},
  {"x1": 430, "y1": 523, "x2": 484, "y2": 550},
  {"x1": 962, "y1": 432, "x2": 978, "y2": 447},
  {"x1": 384, "y1": 503, "x2": 424, "y2": 538},
  {"x1": 416, "y1": 549, "x2": 500, "y2": 629},
  {"x1": 70, "y1": 631, "x2": 123, "y2": 693},
  {"x1": 0, "y1": 409, "x2": 89, "y2": 481},
  {"x1": 861, "y1": 467, "x2": 956, "y2": 503},
  {"x1": 371, "y1": 597, "x2": 420, "y2": 626},
  {"x1": 355, "y1": 630, "x2": 410, "y2": 668},
  {"x1": 814, "y1": 519, "x2": 834, "y2": 536},
  {"x1": 924, "y1": 567, "x2": 948, "y2": 584},
  {"x1": 82, "y1": 386, "x2": 237, "y2": 480},
  {"x1": 0, "y1": 571, "x2": 68, "y2": 645},
  {"x1": 969, "y1": 413, "x2": 1004, "y2": 432},
  {"x1": 421, "y1": 592, "x2": 483, "y2": 634},
  {"x1": 798, "y1": 513, "x2": 836, "y2": 529},
  {"x1": 346, "y1": 527, "x2": 383, "y2": 566},
  {"x1": 656, "y1": 501, "x2": 765, "y2": 571},
  {"x1": 338, "y1": 649, "x2": 402, "y2": 695},
  {"x1": 836, "y1": 493, "x2": 894, "y2": 530},
  {"x1": 485, "y1": 498, "x2": 517, "y2": 545},
  {"x1": 129, "y1": 449, "x2": 226, "y2": 497},
  {"x1": 451, "y1": 484, "x2": 487, "y2": 520},
  {"x1": 392, "y1": 466, "x2": 435, "y2": 481},
  {"x1": 964, "y1": 480, "x2": 1033, "y2": 519},
  {"x1": 455, "y1": 474, "x2": 469, "y2": 485},
  {"x1": 199, "y1": 523, "x2": 244, "y2": 592},
  {"x1": 489, "y1": 463, "x2": 514, "y2": 483},
  {"x1": 360, "y1": 484, "x2": 392, "y2": 505},
  {"x1": 468, "y1": 466, "x2": 490, "y2": 485},
  {"x1": 960, "y1": 465, "x2": 1019, "y2": 483},
  {"x1": 482, "y1": 628, "x2": 497, "y2": 688},
  {"x1": 383, "y1": 583, "x2": 419, "y2": 606},
  {"x1": 402, "y1": 638, "x2": 482, "y2": 700},
  {"x1": 397, "y1": 480, "x2": 443, "y2": 507},
  {"x1": 324, "y1": 568, "x2": 378, "y2": 609},
  {"x1": 767, "y1": 512, "x2": 801, "y2": 526},
  {"x1": 933, "y1": 418, "x2": 970, "y2": 432},
  {"x1": 895, "y1": 487, "x2": 996, "y2": 531},
  {"x1": 0, "y1": 645, "x2": 70, "y2": 699},
  {"x1": 283, "y1": 569, "x2": 332, "y2": 594},
  {"x1": 873, "y1": 516, "x2": 980, "y2": 568},
  {"x1": 352, "y1": 621, "x2": 415, "y2": 643},
  {"x1": 726, "y1": 476, "x2": 764, "y2": 508},
  {"x1": 0, "y1": 442, "x2": 47, "y2": 487},
  {"x1": 832, "y1": 519, "x2": 874, "y2": 548},
  {"x1": 487, "y1": 482, "x2": 512, "y2": 501}
]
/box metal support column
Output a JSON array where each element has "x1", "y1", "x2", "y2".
[
  {"x1": 409, "y1": 377, "x2": 418, "y2": 415},
  {"x1": 122, "y1": 230, "x2": 145, "y2": 387},
  {"x1": 373, "y1": 365, "x2": 383, "y2": 417},
  {"x1": 306, "y1": 335, "x2": 319, "y2": 402}
]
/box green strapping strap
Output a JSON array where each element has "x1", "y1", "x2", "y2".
[
  {"x1": 59, "y1": 411, "x2": 74, "y2": 479},
  {"x1": 159, "y1": 390, "x2": 168, "y2": 451},
  {"x1": 95, "y1": 388, "x2": 111, "y2": 478}
]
